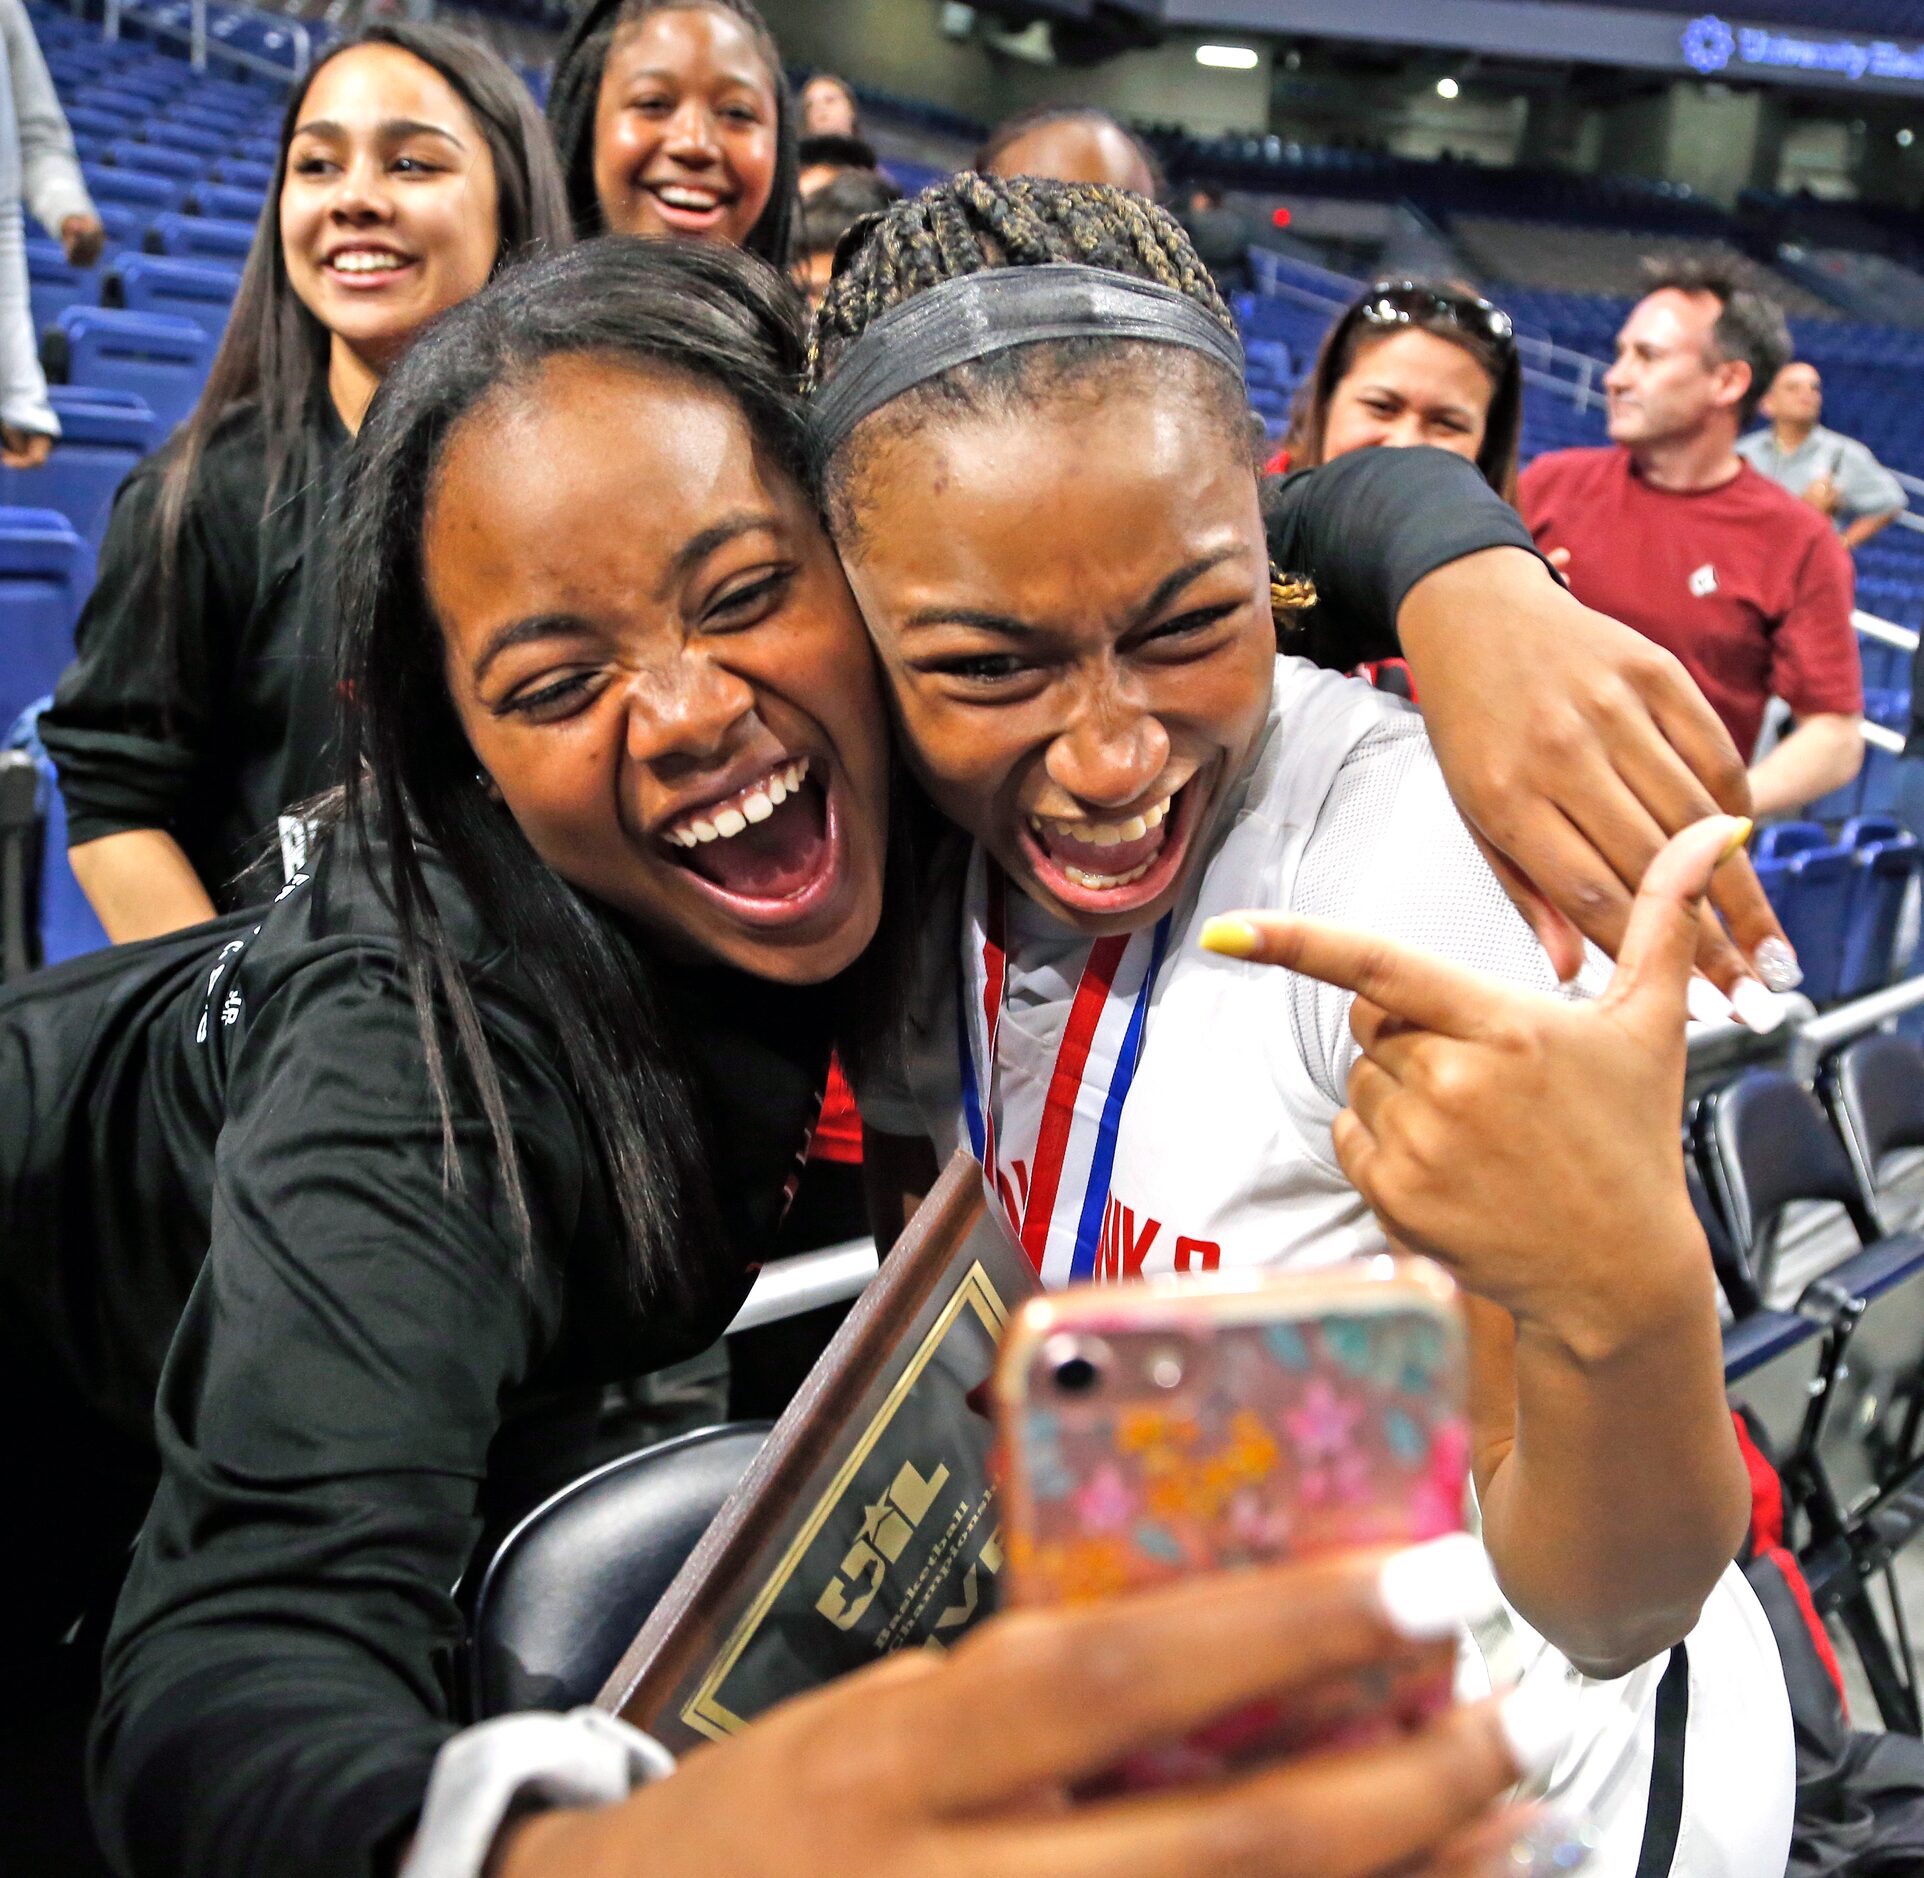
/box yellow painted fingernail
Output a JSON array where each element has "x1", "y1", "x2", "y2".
[
  {"x1": 1717, "y1": 817, "x2": 1754, "y2": 863},
  {"x1": 1199, "y1": 916, "x2": 1262, "y2": 958}
]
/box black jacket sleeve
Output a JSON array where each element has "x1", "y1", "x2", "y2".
[
  {"x1": 89, "y1": 945, "x2": 590, "y2": 1878},
  {"x1": 40, "y1": 448, "x2": 251, "y2": 848},
  {"x1": 1263, "y1": 446, "x2": 1546, "y2": 669}
]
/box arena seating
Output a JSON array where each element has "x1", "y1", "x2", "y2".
[
  {"x1": 0, "y1": 385, "x2": 158, "y2": 555},
  {"x1": 0, "y1": 508, "x2": 92, "y2": 737}
]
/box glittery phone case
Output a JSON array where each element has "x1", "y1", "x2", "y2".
[{"x1": 992, "y1": 1259, "x2": 1470, "y2": 1787}]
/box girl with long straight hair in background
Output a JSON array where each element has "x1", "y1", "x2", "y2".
[{"x1": 39, "y1": 23, "x2": 568, "y2": 943}]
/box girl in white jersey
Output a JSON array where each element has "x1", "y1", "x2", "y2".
[{"x1": 810, "y1": 175, "x2": 1794, "y2": 1878}]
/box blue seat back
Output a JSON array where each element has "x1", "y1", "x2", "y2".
[
  {"x1": 1842, "y1": 816, "x2": 1904, "y2": 851},
  {"x1": 191, "y1": 182, "x2": 268, "y2": 223},
  {"x1": 1821, "y1": 1032, "x2": 1924, "y2": 1207},
  {"x1": 149, "y1": 122, "x2": 225, "y2": 158},
  {"x1": 212, "y1": 158, "x2": 275, "y2": 191},
  {"x1": 25, "y1": 238, "x2": 98, "y2": 334},
  {"x1": 1839, "y1": 838, "x2": 1921, "y2": 1001},
  {"x1": 0, "y1": 511, "x2": 93, "y2": 734},
  {"x1": 0, "y1": 391, "x2": 157, "y2": 555},
  {"x1": 1756, "y1": 820, "x2": 1829, "y2": 861},
  {"x1": 82, "y1": 164, "x2": 180, "y2": 212},
  {"x1": 3, "y1": 699, "x2": 110, "y2": 967},
  {"x1": 114, "y1": 255, "x2": 240, "y2": 341},
  {"x1": 1768, "y1": 845, "x2": 1855, "y2": 1006},
  {"x1": 146, "y1": 212, "x2": 256, "y2": 264},
  {"x1": 108, "y1": 137, "x2": 201, "y2": 182},
  {"x1": 57, "y1": 307, "x2": 210, "y2": 435},
  {"x1": 62, "y1": 104, "x2": 123, "y2": 139}
]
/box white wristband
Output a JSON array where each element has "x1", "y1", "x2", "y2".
[{"x1": 401, "y1": 1707, "x2": 677, "y2": 1878}]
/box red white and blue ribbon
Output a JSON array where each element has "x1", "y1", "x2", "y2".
[{"x1": 957, "y1": 853, "x2": 1172, "y2": 1286}]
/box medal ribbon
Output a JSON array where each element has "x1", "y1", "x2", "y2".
[{"x1": 957, "y1": 857, "x2": 1173, "y2": 1279}]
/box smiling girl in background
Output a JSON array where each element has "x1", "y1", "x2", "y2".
[
  {"x1": 545, "y1": 0, "x2": 796, "y2": 257},
  {"x1": 39, "y1": 25, "x2": 568, "y2": 942}
]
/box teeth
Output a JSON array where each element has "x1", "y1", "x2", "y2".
[
  {"x1": 656, "y1": 186, "x2": 721, "y2": 209},
  {"x1": 331, "y1": 251, "x2": 404, "y2": 273},
  {"x1": 1029, "y1": 791, "x2": 1175, "y2": 850},
  {"x1": 1064, "y1": 858, "x2": 1155, "y2": 890},
  {"x1": 665, "y1": 757, "x2": 811, "y2": 850}
]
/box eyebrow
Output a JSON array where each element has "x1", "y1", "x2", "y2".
[
  {"x1": 291, "y1": 117, "x2": 467, "y2": 147},
  {"x1": 901, "y1": 551, "x2": 1245, "y2": 635},
  {"x1": 470, "y1": 513, "x2": 784, "y2": 683},
  {"x1": 471, "y1": 613, "x2": 593, "y2": 687}
]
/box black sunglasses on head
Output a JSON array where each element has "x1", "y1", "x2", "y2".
[{"x1": 1354, "y1": 280, "x2": 1516, "y2": 354}]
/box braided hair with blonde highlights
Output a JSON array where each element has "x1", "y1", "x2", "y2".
[{"x1": 811, "y1": 171, "x2": 1311, "y2": 623}]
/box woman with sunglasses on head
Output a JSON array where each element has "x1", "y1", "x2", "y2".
[
  {"x1": 39, "y1": 25, "x2": 568, "y2": 944},
  {"x1": 545, "y1": 0, "x2": 796, "y2": 255},
  {"x1": 48, "y1": 238, "x2": 1605, "y2": 1878},
  {"x1": 1282, "y1": 278, "x2": 1522, "y2": 502},
  {"x1": 813, "y1": 175, "x2": 1792, "y2": 1876}
]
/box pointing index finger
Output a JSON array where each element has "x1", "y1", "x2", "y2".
[{"x1": 1199, "y1": 913, "x2": 1504, "y2": 1039}]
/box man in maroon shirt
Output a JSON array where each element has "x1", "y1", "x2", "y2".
[{"x1": 1520, "y1": 262, "x2": 1862, "y2": 815}]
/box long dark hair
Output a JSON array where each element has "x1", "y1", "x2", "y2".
[
  {"x1": 152, "y1": 24, "x2": 570, "y2": 647},
  {"x1": 546, "y1": 0, "x2": 798, "y2": 260},
  {"x1": 337, "y1": 238, "x2": 815, "y2": 1314},
  {"x1": 1285, "y1": 278, "x2": 1523, "y2": 504}
]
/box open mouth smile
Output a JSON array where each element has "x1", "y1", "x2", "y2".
[
  {"x1": 1017, "y1": 776, "x2": 1206, "y2": 918},
  {"x1": 642, "y1": 180, "x2": 736, "y2": 231},
  {"x1": 656, "y1": 755, "x2": 846, "y2": 930}
]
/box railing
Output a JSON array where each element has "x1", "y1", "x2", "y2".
[{"x1": 104, "y1": 0, "x2": 311, "y2": 81}]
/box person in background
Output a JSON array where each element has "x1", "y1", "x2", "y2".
[
  {"x1": 1282, "y1": 277, "x2": 1521, "y2": 501},
  {"x1": 797, "y1": 128, "x2": 881, "y2": 198},
  {"x1": 1178, "y1": 180, "x2": 1250, "y2": 295},
  {"x1": 1521, "y1": 261, "x2": 1862, "y2": 819},
  {"x1": 40, "y1": 26, "x2": 568, "y2": 942},
  {"x1": 545, "y1": 0, "x2": 796, "y2": 260},
  {"x1": 978, "y1": 102, "x2": 1162, "y2": 197},
  {"x1": 800, "y1": 68, "x2": 859, "y2": 138},
  {"x1": 1737, "y1": 359, "x2": 1908, "y2": 553},
  {"x1": 793, "y1": 164, "x2": 898, "y2": 310},
  {"x1": 0, "y1": 0, "x2": 103, "y2": 469}
]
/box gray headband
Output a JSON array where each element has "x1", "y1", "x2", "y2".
[{"x1": 809, "y1": 263, "x2": 1246, "y2": 460}]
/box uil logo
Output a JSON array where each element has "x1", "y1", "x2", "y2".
[{"x1": 816, "y1": 1460, "x2": 952, "y2": 1630}]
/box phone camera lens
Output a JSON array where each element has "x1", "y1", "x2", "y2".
[{"x1": 1053, "y1": 1354, "x2": 1100, "y2": 1395}]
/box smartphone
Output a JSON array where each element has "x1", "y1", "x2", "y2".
[{"x1": 991, "y1": 1257, "x2": 1470, "y2": 1787}]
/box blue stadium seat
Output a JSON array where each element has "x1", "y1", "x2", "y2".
[
  {"x1": 149, "y1": 122, "x2": 226, "y2": 159},
  {"x1": 1779, "y1": 846, "x2": 1856, "y2": 1006},
  {"x1": 0, "y1": 389, "x2": 158, "y2": 556},
  {"x1": 82, "y1": 164, "x2": 181, "y2": 214},
  {"x1": 0, "y1": 510, "x2": 93, "y2": 735},
  {"x1": 1839, "y1": 837, "x2": 1922, "y2": 1001},
  {"x1": 62, "y1": 103, "x2": 124, "y2": 140},
  {"x1": 107, "y1": 137, "x2": 203, "y2": 183},
  {"x1": 211, "y1": 157, "x2": 274, "y2": 191},
  {"x1": 3, "y1": 699, "x2": 110, "y2": 968},
  {"x1": 190, "y1": 182, "x2": 267, "y2": 223},
  {"x1": 93, "y1": 201, "x2": 149, "y2": 255},
  {"x1": 26, "y1": 239, "x2": 100, "y2": 334},
  {"x1": 57, "y1": 306, "x2": 210, "y2": 435},
  {"x1": 113, "y1": 253, "x2": 239, "y2": 341},
  {"x1": 1757, "y1": 821, "x2": 1830, "y2": 861},
  {"x1": 146, "y1": 211, "x2": 255, "y2": 263},
  {"x1": 1844, "y1": 816, "x2": 1906, "y2": 849},
  {"x1": 237, "y1": 136, "x2": 280, "y2": 165}
]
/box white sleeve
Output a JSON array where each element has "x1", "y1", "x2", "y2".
[
  {"x1": 1284, "y1": 719, "x2": 1591, "y2": 1107},
  {"x1": 400, "y1": 1708, "x2": 675, "y2": 1877},
  {"x1": 3, "y1": 0, "x2": 93, "y2": 236}
]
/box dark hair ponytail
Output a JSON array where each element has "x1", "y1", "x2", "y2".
[
  {"x1": 336, "y1": 237, "x2": 814, "y2": 1313},
  {"x1": 546, "y1": 0, "x2": 798, "y2": 261}
]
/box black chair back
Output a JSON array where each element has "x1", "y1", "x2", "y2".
[
  {"x1": 1821, "y1": 1032, "x2": 1924, "y2": 1213},
  {"x1": 469, "y1": 1421, "x2": 769, "y2": 1719},
  {"x1": 1687, "y1": 1158, "x2": 1761, "y2": 1317},
  {"x1": 1694, "y1": 1069, "x2": 1880, "y2": 1296}
]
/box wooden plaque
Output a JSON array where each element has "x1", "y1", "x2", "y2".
[{"x1": 596, "y1": 1150, "x2": 1039, "y2": 1747}]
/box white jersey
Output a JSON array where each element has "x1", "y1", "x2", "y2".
[{"x1": 861, "y1": 657, "x2": 1792, "y2": 1877}]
